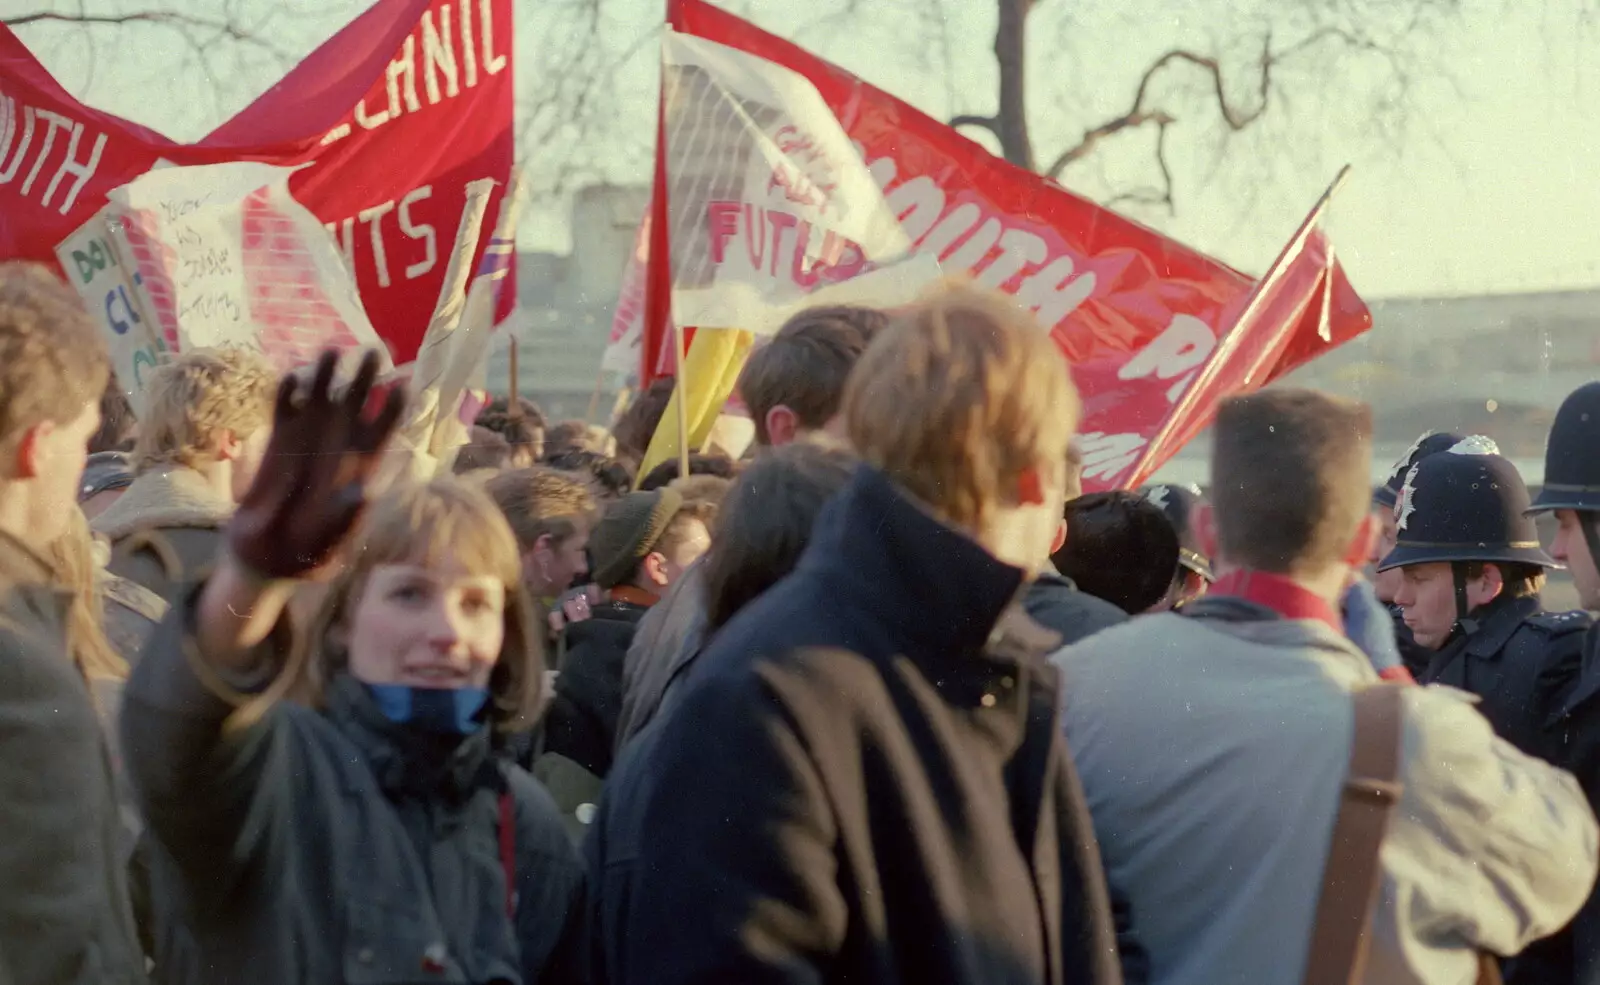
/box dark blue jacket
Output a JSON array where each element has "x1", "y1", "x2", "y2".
[
  {"x1": 121, "y1": 591, "x2": 586, "y2": 985},
  {"x1": 1522, "y1": 623, "x2": 1600, "y2": 985},
  {"x1": 584, "y1": 465, "x2": 1125, "y2": 985},
  {"x1": 1420, "y1": 593, "x2": 1589, "y2": 764}
]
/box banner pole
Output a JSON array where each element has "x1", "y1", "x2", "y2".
[
  {"x1": 673, "y1": 323, "x2": 692, "y2": 480},
  {"x1": 1124, "y1": 164, "x2": 1352, "y2": 488},
  {"x1": 508, "y1": 335, "x2": 521, "y2": 418}
]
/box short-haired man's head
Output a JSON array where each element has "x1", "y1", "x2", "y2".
[
  {"x1": 638, "y1": 452, "x2": 739, "y2": 492},
  {"x1": 0, "y1": 262, "x2": 109, "y2": 460},
  {"x1": 476, "y1": 398, "x2": 546, "y2": 465},
  {"x1": 611, "y1": 377, "x2": 677, "y2": 464},
  {"x1": 484, "y1": 466, "x2": 599, "y2": 553},
  {"x1": 843, "y1": 285, "x2": 1077, "y2": 529},
  {"x1": 702, "y1": 443, "x2": 855, "y2": 632},
  {"x1": 1052, "y1": 492, "x2": 1180, "y2": 615},
  {"x1": 1210, "y1": 388, "x2": 1373, "y2": 575},
  {"x1": 453, "y1": 426, "x2": 513, "y2": 475},
  {"x1": 739, "y1": 305, "x2": 888, "y2": 447},
  {"x1": 133, "y1": 348, "x2": 278, "y2": 473}
]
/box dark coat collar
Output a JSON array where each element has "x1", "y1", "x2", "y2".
[
  {"x1": 0, "y1": 528, "x2": 72, "y2": 628},
  {"x1": 797, "y1": 464, "x2": 1030, "y2": 661},
  {"x1": 324, "y1": 675, "x2": 499, "y2": 804},
  {"x1": 1461, "y1": 593, "x2": 1542, "y2": 658}
]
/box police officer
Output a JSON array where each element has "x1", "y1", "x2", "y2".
[
  {"x1": 1377, "y1": 440, "x2": 1591, "y2": 762},
  {"x1": 1370, "y1": 432, "x2": 1481, "y2": 676},
  {"x1": 1510, "y1": 382, "x2": 1600, "y2": 985},
  {"x1": 1139, "y1": 483, "x2": 1212, "y2": 610}
]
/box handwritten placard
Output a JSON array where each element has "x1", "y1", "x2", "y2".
[{"x1": 106, "y1": 162, "x2": 389, "y2": 372}]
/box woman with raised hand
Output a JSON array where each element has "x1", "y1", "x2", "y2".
[{"x1": 120, "y1": 351, "x2": 585, "y2": 985}]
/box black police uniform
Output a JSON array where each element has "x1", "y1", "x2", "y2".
[
  {"x1": 1377, "y1": 448, "x2": 1590, "y2": 764},
  {"x1": 1518, "y1": 382, "x2": 1600, "y2": 985}
]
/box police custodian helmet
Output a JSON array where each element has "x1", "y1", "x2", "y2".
[
  {"x1": 1373, "y1": 431, "x2": 1465, "y2": 511},
  {"x1": 1528, "y1": 381, "x2": 1600, "y2": 516},
  {"x1": 1379, "y1": 441, "x2": 1556, "y2": 572}
]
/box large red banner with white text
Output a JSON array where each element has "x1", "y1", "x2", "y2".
[
  {"x1": 0, "y1": 0, "x2": 514, "y2": 364},
  {"x1": 612, "y1": 0, "x2": 1371, "y2": 490}
]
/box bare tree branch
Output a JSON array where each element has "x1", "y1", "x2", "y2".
[
  {"x1": 8, "y1": 9, "x2": 293, "y2": 59},
  {"x1": 1043, "y1": 25, "x2": 1382, "y2": 182},
  {"x1": 951, "y1": 114, "x2": 1001, "y2": 139}
]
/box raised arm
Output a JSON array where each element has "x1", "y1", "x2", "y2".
[{"x1": 120, "y1": 350, "x2": 404, "y2": 905}]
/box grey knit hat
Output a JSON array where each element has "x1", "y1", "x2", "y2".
[{"x1": 588, "y1": 488, "x2": 684, "y2": 589}]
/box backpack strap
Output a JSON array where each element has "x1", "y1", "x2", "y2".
[
  {"x1": 499, "y1": 790, "x2": 517, "y2": 919},
  {"x1": 1304, "y1": 683, "x2": 1405, "y2": 985}
]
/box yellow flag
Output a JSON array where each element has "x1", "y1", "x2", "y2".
[{"x1": 636, "y1": 328, "x2": 755, "y2": 486}]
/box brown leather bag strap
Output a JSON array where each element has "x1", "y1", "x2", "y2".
[{"x1": 1304, "y1": 683, "x2": 1406, "y2": 985}]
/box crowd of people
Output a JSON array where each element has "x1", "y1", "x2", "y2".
[{"x1": 4, "y1": 254, "x2": 1600, "y2": 985}]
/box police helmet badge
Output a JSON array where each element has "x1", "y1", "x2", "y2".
[
  {"x1": 1395, "y1": 463, "x2": 1421, "y2": 531},
  {"x1": 1388, "y1": 430, "x2": 1435, "y2": 484},
  {"x1": 1448, "y1": 435, "x2": 1500, "y2": 456}
]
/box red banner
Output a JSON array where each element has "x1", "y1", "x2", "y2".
[
  {"x1": 622, "y1": 0, "x2": 1371, "y2": 490},
  {"x1": 0, "y1": 0, "x2": 515, "y2": 364}
]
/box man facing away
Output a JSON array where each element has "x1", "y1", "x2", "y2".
[
  {"x1": 590, "y1": 285, "x2": 1124, "y2": 985},
  {"x1": 1055, "y1": 387, "x2": 1597, "y2": 984},
  {"x1": 0, "y1": 262, "x2": 147, "y2": 984}
]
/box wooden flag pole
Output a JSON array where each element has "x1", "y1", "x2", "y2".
[
  {"x1": 673, "y1": 323, "x2": 692, "y2": 481},
  {"x1": 507, "y1": 336, "x2": 521, "y2": 419}
]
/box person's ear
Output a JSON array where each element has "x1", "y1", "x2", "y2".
[
  {"x1": 640, "y1": 552, "x2": 670, "y2": 588},
  {"x1": 1343, "y1": 512, "x2": 1377, "y2": 568},
  {"x1": 12, "y1": 421, "x2": 52, "y2": 480},
  {"x1": 1477, "y1": 563, "x2": 1507, "y2": 603},
  {"x1": 1193, "y1": 502, "x2": 1218, "y2": 561},
  {"x1": 1049, "y1": 518, "x2": 1068, "y2": 556},
  {"x1": 765, "y1": 405, "x2": 800, "y2": 447},
  {"x1": 215, "y1": 428, "x2": 242, "y2": 462}
]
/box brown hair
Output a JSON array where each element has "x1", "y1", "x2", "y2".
[
  {"x1": 638, "y1": 452, "x2": 739, "y2": 492},
  {"x1": 133, "y1": 348, "x2": 278, "y2": 473},
  {"x1": 484, "y1": 466, "x2": 599, "y2": 552},
  {"x1": 544, "y1": 418, "x2": 597, "y2": 458},
  {"x1": 738, "y1": 305, "x2": 888, "y2": 446},
  {"x1": 1462, "y1": 561, "x2": 1546, "y2": 600},
  {"x1": 255, "y1": 478, "x2": 546, "y2": 735},
  {"x1": 453, "y1": 426, "x2": 512, "y2": 475},
  {"x1": 1210, "y1": 388, "x2": 1373, "y2": 575},
  {"x1": 611, "y1": 377, "x2": 677, "y2": 465},
  {"x1": 842, "y1": 284, "x2": 1078, "y2": 529},
  {"x1": 702, "y1": 443, "x2": 856, "y2": 631},
  {"x1": 43, "y1": 510, "x2": 128, "y2": 685},
  {"x1": 0, "y1": 262, "x2": 109, "y2": 459}
]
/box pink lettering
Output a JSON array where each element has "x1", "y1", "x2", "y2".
[{"x1": 707, "y1": 201, "x2": 740, "y2": 264}]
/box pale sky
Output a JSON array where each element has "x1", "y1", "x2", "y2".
[{"x1": 9, "y1": 0, "x2": 1600, "y2": 300}]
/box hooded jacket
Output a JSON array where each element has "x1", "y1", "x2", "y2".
[
  {"x1": 120, "y1": 589, "x2": 587, "y2": 985},
  {"x1": 0, "y1": 531, "x2": 148, "y2": 985},
  {"x1": 91, "y1": 468, "x2": 235, "y2": 600},
  {"x1": 586, "y1": 465, "x2": 1125, "y2": 985}
]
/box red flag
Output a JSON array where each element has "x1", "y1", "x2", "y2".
[
  {"x1": 609, "y1": 0, "x2": 1372, "y2": 489},
  {"x1": 0, "y1": 0, "x2": 515, "y2": 364}
]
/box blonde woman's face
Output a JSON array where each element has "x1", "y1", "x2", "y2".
[{"x1": 346, "y1": 554, "x2": 506, "y2": 689}]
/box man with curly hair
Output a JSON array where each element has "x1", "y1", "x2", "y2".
[{"x1": 91, "y1": 347, "x2": 278, "y2": 599}]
